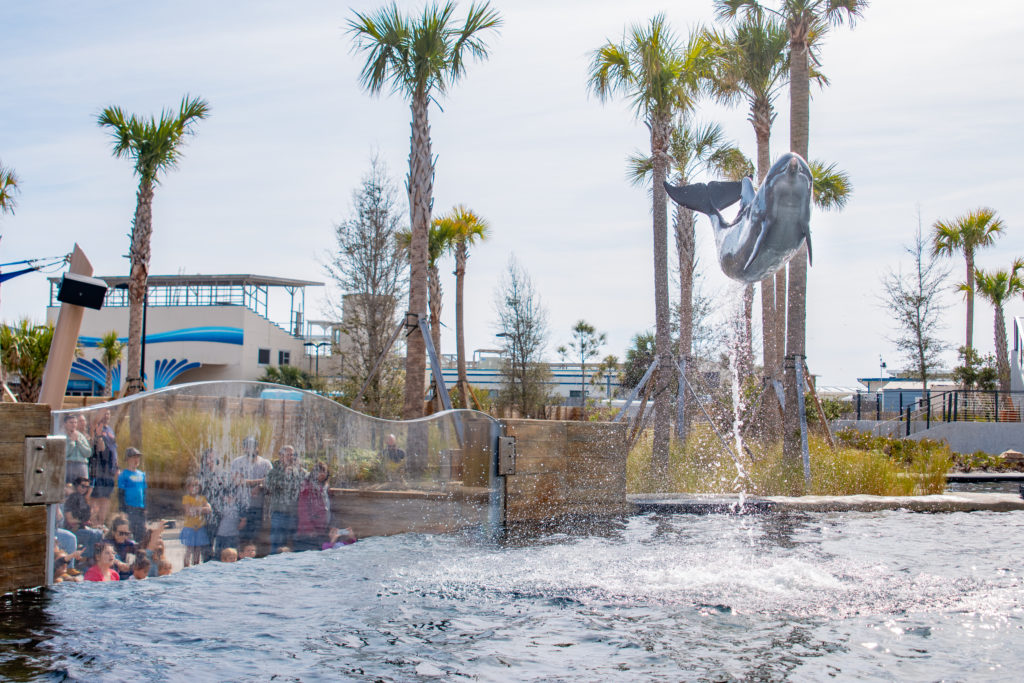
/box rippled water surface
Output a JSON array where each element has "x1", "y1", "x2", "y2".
[{"x1": 3, "y1": 511, "x2": 1023, "y2": 681}]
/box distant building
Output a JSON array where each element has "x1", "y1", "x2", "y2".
[{"x1": 46, "y1": 274, "x2": 323, "y2": 395}]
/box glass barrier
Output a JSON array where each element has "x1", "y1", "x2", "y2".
[{"x1": 49, "y1": 381, "x2": 502, "y2": 582}]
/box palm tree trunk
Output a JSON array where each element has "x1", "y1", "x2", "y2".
[
  {"x1": 404, "y1": 93, "x2": 432, "y2": 420},
  {"x1": 995, "y1": 304, "x2": 1010, "y2": 393},
  {"x1": 126, "y1": 177, "x2": 154, "y2": 395},
  {"x1": 650, "y1": 115, "x2": 673, "y2": 483},
  {"x1": 455, "y1": 244, "x2": 469, "y2": 409},
  {"x1": 741, "y1": 284, "x2": 754, "y2": 381},
  {"x1": 965, "y1": 250, "x2": 975, "y2": 350},
  {"x1": 428, "y1": 264, "x2": 443, "y2": 355},
  {"x1": 783, "y1": 25, "x2": 811, "y2": 474},
  {"x1": 774, "y1": 269, "x2": 786, "y2": 375},
  {"x1": 105, "y1": 367, "x2": 113, "y2": 397},
  {"x1": 675, "y1": 202, "x2": 695, "y2": 432}
]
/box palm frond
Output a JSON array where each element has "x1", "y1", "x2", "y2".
[{"x1": 810, "y1": 159, "x2": 852, "y2": 210}]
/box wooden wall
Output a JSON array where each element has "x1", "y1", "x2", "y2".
[
  {"x1": 503, "y1": 419, "x2": 628, "y2": 522},
  {"x1": 0, "y1": 404, "x2": 51, "y2": 594}
]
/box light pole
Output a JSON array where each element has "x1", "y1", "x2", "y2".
[{"x1": 304, "y1": 341, "x2": 330, "y2": 379}]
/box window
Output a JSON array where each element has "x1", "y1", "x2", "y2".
[
  {"x1": 279, "y1": 350, "x2": 290, "y2": 366},
  {"x1": 257, "y1": 348, "x2": 270, "y2": 365}
]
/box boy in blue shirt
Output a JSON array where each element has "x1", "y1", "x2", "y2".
[{"x1": 118, "y1": 447, "x2": 147, "y2": 543}]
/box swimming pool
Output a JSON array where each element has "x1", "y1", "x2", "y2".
[{"x1": 3, "y1": 508, "x2": 1021, "y2": 680}]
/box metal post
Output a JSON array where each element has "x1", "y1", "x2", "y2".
[
  {"x1": 953, "y1": 392, "x2": 958, "y2": 422},
  {"x1": 906, "y1": 405, "x2": 911, "y2": 436},
  {"x1": 675, "y1": 356, "x2": 686, "y2": 439},
  {"x1": 856, "y1": 392, "x2": 861, "y2": 420},
  {"x1": 995, "y1": 390, "x2": 1000, "y2": 423},
  {"x1": 876, "y1": 392, "x2": 881, "y2": 421},
  {"x1": 926, "y1": 391, "x2": 931, "y2": 428},
  {"x1": 793, "y1": 356, "x2": 811, "y2": 485}
]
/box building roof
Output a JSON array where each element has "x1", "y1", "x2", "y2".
[{"x1": 48, "y1": 274, "x2": 323, "y2": 288}]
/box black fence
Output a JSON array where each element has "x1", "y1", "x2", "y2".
[{"x1": 851, "y1": 389, "x2": 1024, "y2": 436}]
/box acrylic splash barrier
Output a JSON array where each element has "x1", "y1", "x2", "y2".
[{"x1": 50, "y1": 381, "x2": 503, "y2": 576}]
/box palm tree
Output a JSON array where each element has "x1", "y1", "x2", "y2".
[
  {"x1": 97, "y1": 95, "x2": 209, "y2": 394},
  {"x1": 932, "y1": 208, "x2": 1006, "y2": 351},
  {"x1": 627, "y1": 120, "x2": 742, "y2": 378},
  {"x1": 435, "y1": 205, "x2": 490, "y2": 408},
  {"x1": 0, "y1": 160, "x2": 20, "y2": 313},
  {"x1": 708, "y1": 16, "x2": 790, "y2": 383},
  {"x1": 400, "y1": 222, "x2": 455, "y2": 356},
  {"x1": 968, "y1": 260, "x2": 1023, "y2": 393},
  {"x1": 716, "y1": 0, "x2": 866, "y2": 469},
  {"x1": 0, "y1": 160, "x2": 18, "y2": 216},
  {"x1": 589, "y1": 16, "x2": 712, "y2": 480},
  {"x1": 0, "y1": 318, "x2": 54, "y2": 403},
  {"x1": 96, "y1": 330, "x2": 125, "y2": 397},
  {"x1": 348, "y1": 2, "x2": 501, "y2": 420}
]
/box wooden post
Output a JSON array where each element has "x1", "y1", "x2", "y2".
[
  {"x1": 803, "y1": 360, "x2": 835, "y2": 450},
  {"x1": 0, "y1": 404, "x2": 52, "y2": 593},
  {"x1": 38, "y1": 244, "x2": 93, "y2": 411}
]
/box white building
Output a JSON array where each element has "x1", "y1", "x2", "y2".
[{"x1": 46, "y1": 274, "x2": 323, "y2": 394}]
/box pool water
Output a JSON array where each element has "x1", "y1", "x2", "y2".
[{"x1": 3, "y1": 510, "x2": 1023, "y2": 681}]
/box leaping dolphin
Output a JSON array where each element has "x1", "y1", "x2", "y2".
[{"x1": 664, "y1": 152, "x2": 813, "y2": 284}]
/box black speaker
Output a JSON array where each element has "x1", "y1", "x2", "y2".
[{"x1": 56, "y1": 273, "x2": 107, "y2": 310}]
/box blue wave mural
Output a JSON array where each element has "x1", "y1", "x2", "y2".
[
  {"x1": 78, "y1": 326, "x2": 243, "y2": 347},
  {"x1": 70, "y1": 358, "x2": 122, "y2": 393},
  {"x1": 153, "y1": 358, "x2": 201, "y2": 389}
]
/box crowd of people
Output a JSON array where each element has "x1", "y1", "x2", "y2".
[{"x1": 55, "y1": 414, "x2": 356, "y2": 584}]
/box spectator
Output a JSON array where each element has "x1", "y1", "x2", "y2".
[
  {"x1": 88, "y1": 410, "x2": 118, "y2": 526},
  {"x1": 265, "y1": 445, "x2": 306, "y2": 553},
  {"x1": 83, "y1": 542, "x2": 119, "y2": 582},
  {"x1": 181, "y1": 476, "x2": 212, "y2": 567},
  {"x1": 220, "y1": 547, "x2": 238, "y2": 563},
  {"x1": 140, "y1": 524, "x2": 165, "y2": 578},
  {"x1": 213, "y1": 471, "x2": 245, "y2": 558},
  {"x1": 197, "y1": 448, "x2": 227, "y2": 561},
  {"x1": 229, "y1": 437, "x2": 271, "y2": 545},
  {"x1": 117, "y1": 448, "x2": 147, "y2": 543},
  {"x1": 382, "y1": 433, "x2": 406, "y2": 464},
  {"x1": 129, "y1": 555, "x2": 151, "y2": 580},
  {"x1": 106, "y1": 517, "x2": 136, "y2": 580},
  {"x1": 64, "y1": 477, "x2": 103, "y2": 562},
  {"x1": 157, "y1": 559, "x2": 173, "y2": 576},
  {"x1": 295, "y1": 461, "x2": 331, "y2": 552},
  {"x1": 239, "y1": 542, "x2": 257, "y2": 559},
  {"x1": 322, "y1": 527, "x2": 357, "y2": 549},
  {"x1": 63, "y1": 414, "x2": 90, "y2": 484}
]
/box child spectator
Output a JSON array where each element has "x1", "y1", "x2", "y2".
[
  {"x1": 322, "y1": 527, "x2": 357, "y2": 549},
  {"x1": 140, "y1": 525, "x2": 165, "y2": 578},
  {"x1": 157, "y1": 559, "x2": 173, "y2": 576},
  {"x1": 63, "y1": 477, "x2": 103, "y2": 564},
  {"x1": 295, "y1": 461, "x2": 331, "y2": 552},
  {"x1": 181, "y1": 476, "x2": 212, "y2": 567},
  {"x1": 129, "y1": 555, "x2": 151, "y2": 580},
  {"x1": 220, "y1": 547, "x2": 238, "y2": 563},
  {"x1": 118, "y1": 448, "x2": 147, "y2": 543},
  {"x1": 83, "y1": 542, "x2": 119, "y2": 582},
  {"x1": 213, "y1": 471, "x2": 245, "y2": 558},
  {"x1": 239, "y1": 542, "x2": 257, "y2": 559}
]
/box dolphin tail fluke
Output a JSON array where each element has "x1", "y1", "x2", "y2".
[{"x1": 664, "y1": 180, "x2": 743, "y2": 217}]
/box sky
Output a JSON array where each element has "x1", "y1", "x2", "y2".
[{"x1": 2, "y1": 0, "x2": 1024, "y2": 389}]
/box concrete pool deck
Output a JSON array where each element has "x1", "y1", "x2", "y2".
[{"x1": 629, "y1": 492, "x2": 1024, "y2": 514}]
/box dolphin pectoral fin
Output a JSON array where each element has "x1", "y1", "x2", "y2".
[
  {"x1": 707, "y1": 181, "x2": 743, "y2": 210},
  {"x1": 805, "y1": 229, "x2": 813, "y2": 266},
  {"x1": 664, "y1": 181, "x2": 715, "y2": 215},
  {"x1": 743, "y1": 221, "x2": 767, "y2": 272}
]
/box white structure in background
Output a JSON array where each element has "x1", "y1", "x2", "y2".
[{"x1": 46, "y1": 274, "x2": 324, "y2": 395}]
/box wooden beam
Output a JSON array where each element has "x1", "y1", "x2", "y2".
[{"x1": 39, "y1": 244, "x2": 93, "y2": 410}]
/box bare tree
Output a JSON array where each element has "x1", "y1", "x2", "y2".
[
  {"x1": 880, "y1": 212, "x2": 951, "y2": 390},
  {"x1": 325, "y1": 155, "x2": 408, "y2": 417},
  {"x1": 494, "y1": 256, "x2": 551, "y2": 418}
]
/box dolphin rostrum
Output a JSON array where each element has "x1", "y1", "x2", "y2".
[{"x1": 664, "y1": 152, "x2": 813, "y2": 284}]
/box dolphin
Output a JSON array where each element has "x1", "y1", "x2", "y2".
[{"x1": 664, "y1": 152, "x2": 813, "y2": 284}]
